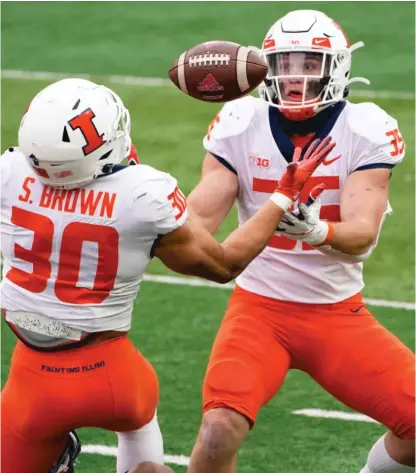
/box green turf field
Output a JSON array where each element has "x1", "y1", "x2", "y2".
[{"x1": 1, "y1": 2, "x2": 415, "y2": 473}]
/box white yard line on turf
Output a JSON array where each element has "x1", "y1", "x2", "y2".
[
  {"x1": 292, "y1": 409, "x2": 380, "y2": 424},
  {"x1": 82, "y1": 407, "x2": 381, "y2": 463},
  {"x1": 143, "y1": 273, "x2": 415, "y2": 311},
  {"x1": 2, "y1": 69, "x2": 415, "y2": 100},
  {"x1": 82, "y1": 445, "x2": 190, "y2": 466}
]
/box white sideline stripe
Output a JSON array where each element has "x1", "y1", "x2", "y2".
[
  {"x1": 2, "y1": 69, "x2": 415, "y2": 100},
  {"x1": 82, "y1": 444, "x2": 190, "y2": 465},
  {"x1": 143, "y1": 273, "x2": 235, "y2": 290},
  {"x1": 82, "y1": 408, "x2": 384, "y2": 462},
  {"x1": 143, "y1": 273, "x2": 415, "y2": 311},
  {"x1": 292, "y1": 409, "x2": 380, "y2": 424},
  {"x1": 361, "y1": 298, "x2": 415, "y2": 310}
]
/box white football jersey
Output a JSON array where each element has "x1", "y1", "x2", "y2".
[
  {"x1": 0, "y1": 148, "x2": 187, "y2": 331},
  {"x1": 204, "y1": 96, "x2": 404, "y2": 303}
]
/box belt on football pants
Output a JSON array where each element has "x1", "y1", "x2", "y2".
[{"x1": 3, "y1": 310, "x2": 127, "y2": 352}]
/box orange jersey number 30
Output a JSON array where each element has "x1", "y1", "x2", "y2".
[{"x1": 168, "y1": 186, "x2": 186, "y2": 220}]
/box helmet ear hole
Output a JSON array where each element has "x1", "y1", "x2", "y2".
[
  {"x1": 62, "y1": 126, "x2": 70, "y2": 143},
  {"x1": 99, "y1": 150, "x2": 113, "y2": 161}
]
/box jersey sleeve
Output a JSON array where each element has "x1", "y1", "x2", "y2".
[
  {"x1": 1, "y1": 147, "x2": 20, "y2": 208},
  {"x1": 1, "y1": 148, "x2": 17, "y2": 181},
  {"x1": 349, "y1": 103, "x2": 405, "y2": 172},
  {"x1": 202, "y1": 97, "x2": 256, "y2": 174},
  {"x1": 132, "y1": 166, "x2": 187, "y2": 235}
]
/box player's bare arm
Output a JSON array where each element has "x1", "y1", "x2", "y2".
[
  {"x1": 155, "y1": 201, "x2": 284, "y2": 283},
  {"x1": 187, "y1": 152, "x2": 239, "y2": 234},
  {"x1": 156, "y1": 137, "x2": 335, "y2": 283},
  {"x1": 278, "y1": 167, "x2": 392, "y2": 259},
  {"x1": 330, "y1": 168, "x2": 391, "y2": 255}
]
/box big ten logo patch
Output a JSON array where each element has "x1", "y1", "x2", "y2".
[{"x1": 249, "y1": 156, "x2": 270, "y2": 168}]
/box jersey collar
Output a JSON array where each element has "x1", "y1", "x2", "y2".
[{"x1": 268, "y1": 101, "x2": 346, "y2": 163}]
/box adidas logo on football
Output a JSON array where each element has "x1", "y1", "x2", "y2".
[{"x1": 197, "y1": 73, "x2": 224, "y2": 92}]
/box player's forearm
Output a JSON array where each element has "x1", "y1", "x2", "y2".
[
  {"x1": 155, "y1": 200, "x2": 285, "y2": 284},
  {"x1": 326, "y1": 220, "x2": 376, "y2": 255},
  {"x1": 219, "y1": 200, "x2": 285, "y2": 279}
]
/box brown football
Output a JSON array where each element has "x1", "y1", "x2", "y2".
[{"x1": 168, "y1": 40, "x2": 268, "y2": 103}]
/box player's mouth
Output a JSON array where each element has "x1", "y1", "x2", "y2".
[{"x1": 285, "y1": 90, "x2": 303, "y2": 101}]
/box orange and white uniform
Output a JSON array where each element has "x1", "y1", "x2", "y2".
[
  {"x1": 0, "y1": 148, "x2": 187, "y2": 473},
  {"x1": 201, "y1": 96, "x2": 414, "y2": 439}
]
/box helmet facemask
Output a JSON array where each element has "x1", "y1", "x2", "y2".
[{"x1": 260, "y1": 42, "x2": 369, "y2": 121}]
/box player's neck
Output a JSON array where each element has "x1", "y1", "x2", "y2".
[{"x1": 276, "y1": 102, "x2": 343, "y2": 136}]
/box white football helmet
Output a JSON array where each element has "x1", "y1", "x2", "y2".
[
  {"x1": 259, "y1": 10, "x2": 369, "y2": 120},
  {"x1": 18, "y1": 78, "x2": 131, "y2": 189}
]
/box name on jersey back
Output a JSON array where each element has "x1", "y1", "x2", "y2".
[{"x1": 18, "y1": 176, "x2": 117, "y2": 218}]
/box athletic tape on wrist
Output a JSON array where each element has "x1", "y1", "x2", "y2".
[
  {"x1": 270, "y1": 193, "x2": 293, "y2": 212},
  {"x1": 316, "y1": 222, "x2": 334, "y2": 246}
]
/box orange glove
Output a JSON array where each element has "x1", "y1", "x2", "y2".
[{"x1": 271, "y1": 136, "x2": 336, "y2": 211}]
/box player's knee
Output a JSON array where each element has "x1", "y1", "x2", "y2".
[
  {"x1": 385, "y1": 431, "x2": 415, "y2": 466},
  {"x1": 198, "y1": 408, "x2": 249, "y2": 460}
]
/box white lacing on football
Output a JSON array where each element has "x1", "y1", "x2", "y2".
[{"x1": 189, "y1": 53, "x2": 230, "y2": 67}]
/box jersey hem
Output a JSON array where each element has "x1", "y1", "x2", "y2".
[
  {"x1": 235, "y1": 277, "x2": 365, "y2": 305},
  {"x1": 210, "y1": 153, "x2": 238, "y2": 175}
]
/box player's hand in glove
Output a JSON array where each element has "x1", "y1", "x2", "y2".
[
  {"x1": 271, "y1": 136, "x2": 336, "y2": 211},
  {"x1": 276, "y1": 184, "x2": 335, "y2": 246}
]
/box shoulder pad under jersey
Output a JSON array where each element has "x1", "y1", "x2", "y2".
[
  {"x1": 207, "y1": 96, "x2": 267, "y2": 140},
  {"x1": 346, "y1": 102, "x2": 399, "y2": 146}
]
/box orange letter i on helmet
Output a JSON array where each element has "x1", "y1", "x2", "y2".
[{"x1": 68, "y1": 108, "x2": 105, "y2": 155}]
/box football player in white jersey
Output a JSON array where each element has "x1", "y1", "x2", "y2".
[
  {"x1": 186, "y1": 10, "x2": 414, "y2": 473},
  {"x1": 0, "y1": 78, "x2": 333, "y2": 473}
]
